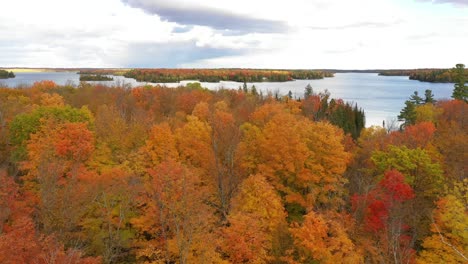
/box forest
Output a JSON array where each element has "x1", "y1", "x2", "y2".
[
  {"x1": 0, "y1": 70, "x2": 15, "y2": 79},
  {"x1": 378, "y1": 65, "x2": 468, "y2": 83},
  {"x1": 0, "y1": 77, "x2": 466, "y2": 264},
  {"x1": 79, "y1": 75, "x2": 114, "y2": 82},
  {"x1": 79, "y1": 69, "x2": 334, "y2": 83}
]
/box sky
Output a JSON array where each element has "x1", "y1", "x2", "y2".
[{"x1": 0, "y1": 0, "x2": 467, "y2": 69}]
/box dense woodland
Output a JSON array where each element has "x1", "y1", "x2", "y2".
[
  {"x1": 0, "y1": 77, "x2": 466, "y2": 264},
  {"x1": 0, "y1": 70, "x2": 15, "y2": 79},
  {"x1": 379, "y1": 65, "x2": 468, "y2": 83},
  {"x1": 80, "y1": 69, "x2": 334, "y2": 83},
  {"x1": 79, "y1": 75, "x2": 114, "y2": 82}
]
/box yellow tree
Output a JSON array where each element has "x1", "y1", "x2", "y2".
[
  {"x1": 237, "y1": 103, "x2": 350, "y2": 221},
  {"x1": 417, "y1": 180, "x2": 468, "y2": 264},
  {"x1": 290, "y1": 211, "x2": 363, "y2": 264},
  {"x1": 221, "y1": 174, "x2": 287, "y2": 263}
]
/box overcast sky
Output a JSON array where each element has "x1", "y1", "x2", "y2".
[{"x1": 0, "y1": 0, "x2": 467, "y2": 69}]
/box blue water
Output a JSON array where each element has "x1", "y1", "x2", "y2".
[{"x1": 0, "y1": 72, "x2": 454, "y2": 127}]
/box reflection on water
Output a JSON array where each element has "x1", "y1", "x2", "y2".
[{"x1": 0, "y1": 72, "x2": 453, "y2": 127}]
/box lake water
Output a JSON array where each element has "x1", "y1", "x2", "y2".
[{"x1": 0, "y1": 72, "x2": 454, "y2": 127}]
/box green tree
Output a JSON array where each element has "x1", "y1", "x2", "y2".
[
  {"x1": 410, "y1": 91, "x2": 423, "y2": 105},
  {"x1": 251, "y1": 85, "x2": 258, "y2": 96},
  {"x1": 452, "y1": 63, "x2": 467, "y2": 102},
  {"x1": 304, "y1": 84, "x2": 313, "y2": 99},
  {"x1": 424, "y1": 89, "x2": 435, "y2": 104},
  {"x1": 398, "y1": 100, "x2": 416, "y2": 127},
  {"x1": 243, "y1": 81, "x2": 248, "y2": 93},
  {"x1": 9, "y1": 105, "x2": 94, "y2": 162}
]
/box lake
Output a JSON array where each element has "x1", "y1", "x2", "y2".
[{"x1": 0, "y1": 72, "x2": 454, "y2": 127}]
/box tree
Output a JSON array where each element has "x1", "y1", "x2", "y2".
[
  {"x1": 0, "y1": 170, "x2": 100, "y2": 264},
  {"x1": 352, "y1": 170, "x2": 416, "y2": 263},
  {"x1": 417, "y1": 180, "x2": 468, "y2": 263},
  {"x1": 388, "y1": 121, "x2": 436, "y2": 149},
  {"x1": 221, "y1": 174, "x2": 287, "y2": 263},
  {"x1": 80, "y1": 168, "x2": 137, "y2": 263},
  {"x1": 424, "y1": 89, "x2": 436, "y2": 104},
  {"x1": 291, "y1": 211, "x2": 363, "y2": 264},
  {"x1": 414, "y1": 103, "x2": 442, "y2": 123},
  {"x1": 410, "y1": 91, "x2": 424, "y2": 105},
  {"x1": 9, "y1": 105, "x2": 93, "y2": 162},
  {"x1": 398, "y1": 99, "x2": 417, "y2": 128},
  {"x1": 433, "y1": 100, "x2": 467, "y2": 181},
  {"x1": 237, "y1": 104, "x2": 349, "y2": 221},
  {"x1": 304, "y1": 84, "x2": 313, "y2": 99},
  {"x1": 133, "y1": 160, "x2": 215, "y2": 264},
  {"x1": 371, "y1": 146, "x2": 445, "y2": 246},
  {"x1": 452, "y1": 63, "x2": 467, "y2": 102},
  {"x1": 21, "y1": 121, "x2": 96, "y2": 247},
  {"x1": 251, "y1": 85, "x2": 258, "y2": 96},
  {"x1": 209, "y1": 101, "x2": 241, "y2": 221}
]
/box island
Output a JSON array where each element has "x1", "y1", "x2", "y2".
[
  {"x1": 122, "y1": 68, "x2": 334, "y2": 83},
  {"x1": 79, "y1": 74, "x2": 114, "y2": 81},
  {"x1": 79, "y1": 68, "x2": 334, "y2": 83},
  {"x1": 0, "y1": 70, "x2": 15, "y2": 79}
]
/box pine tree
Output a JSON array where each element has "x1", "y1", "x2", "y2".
[
  {"x1": 398, "y1": 100, "x2": 416, "y2": 128},
  {"x1": 251, "y1": 85, "x2": 258, "y2": 96},
  {"x1": 304, "y1": 84, "x2": 313, "y2": 99},
  {"x1": 424, "y1": 89, "x2": 435, "y2": 104},
  {"x1": 409, "y1": 91, "x2": 423, "y2": 105},
  {"x1": 452, "y1": 63, "x2": 467, "y2": 102}
]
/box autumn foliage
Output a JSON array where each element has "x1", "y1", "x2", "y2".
[{"x1": 0, "y1": 81, "x2": 465, "y2": 263}]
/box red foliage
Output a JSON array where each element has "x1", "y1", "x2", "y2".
[
  {"x1": 389, "y1": 122, "x2": 436, "y2": 148},
  {"x1": 378, "y1": 170, "x2": 415, "y2": 202},
  {"x1": 353, "y1": 170, "x2": 415, "y2": 233},
  {"x1": 54, "y1": 123, "x2": 95, "y2": 161}
]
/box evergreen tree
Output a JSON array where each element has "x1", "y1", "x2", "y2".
[
  {"x1": 398, "y1": 100, "x2": 416, "y2": 128},
  {"x1": 452, "y1": 63, "x2": 467, "y2": 102},
  {"x1": 243, "y1": 81, "x2": 248, "y2": 93},
  {"x1": 424, "y1": 89, "x2": 435, "y2": 104},
  {"x1": 409, "y1": 91, "x2": 423, "y2": 105},
  {"x1": 304, "y1": 84, "x2": 313, "y2": 99},
  {"x1": 288, "y1": 90, "x2": 293, "y2": 99},
  {"x1": 251, "y1": 85, "x2": 258, "y2": 96}
]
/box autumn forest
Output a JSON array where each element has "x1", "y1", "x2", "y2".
[{"x1": 0, "y1": 76, "x2": 466, "y2": 264}]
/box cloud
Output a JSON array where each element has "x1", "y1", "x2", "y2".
[
  {"x1": 122, "y1": 41, "x2": 246, "y2": 67},
  {"x1": 121, "y1": 0, "x2": 289, "y2": 33},
  {"x1": 416, "y1": 0, "x2": 468, "y2": 7}
]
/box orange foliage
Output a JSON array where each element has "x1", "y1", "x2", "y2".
[{"x1": 389, "y1": 122, "x2": 436, "y2": 148}]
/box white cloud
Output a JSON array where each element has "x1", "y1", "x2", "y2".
[{"x1": 0, "y1": 0, "x2": 466, "y2": 68}]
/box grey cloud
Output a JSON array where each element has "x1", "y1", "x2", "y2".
[
  {"x1": 416, "y1": 0, "x2": 468, "y2": 7},
  {"x1": 171, "y1": 26, "x2": 194, "y2": 34},
  {"x1": 122, "y1": 41, "x2": 246, "y2": 67},
  {"x1": 121, "y1": 0, "x2": 289, "y2": 33}
]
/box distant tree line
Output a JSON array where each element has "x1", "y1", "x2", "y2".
[
  {"x1": 79, "y1": 74, "x2": 114, "y2": 81},
  {"x1": 122, "y1": 68, "x2": 334, "y2": 83},
  {"x1": 379, "y1": 66, "x2": 468, "y2": 83}
]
